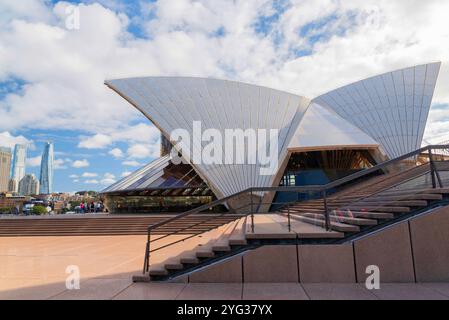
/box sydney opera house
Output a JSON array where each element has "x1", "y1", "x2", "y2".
[{"x1": 101, "y1": 62, "x2": 441, "y2": 214}]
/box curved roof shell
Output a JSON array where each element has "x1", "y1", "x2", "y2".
[
  {"x1": 313, "y1": 62, "x2": 441, "y2": 158},
  {"x1": 106, "y1": 77, "x2": 310, "y2": 198}
]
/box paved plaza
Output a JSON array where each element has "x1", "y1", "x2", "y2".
[{"x1": 1, "y1": 235, "x2": 449, "y2": 300}]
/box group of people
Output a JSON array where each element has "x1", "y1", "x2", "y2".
[{"x1": 78, "y1": 201, "x2": 104, "y2": 214}]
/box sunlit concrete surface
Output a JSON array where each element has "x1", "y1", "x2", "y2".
[{"x1": 1, "y1": 236, "x2": 449, "y2": 300}]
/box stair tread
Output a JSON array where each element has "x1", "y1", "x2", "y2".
[
  {"x1": 269, "y1": 214, "x2": 344, "y2": 239},
  {"x1": 245, "y1": 215, "x2": 296, "y2": 239},
  {"x1": 298, "y1": 212, "x2": 378, "y2": 226},
  {"x1": 229, "y1": 217, "x2": 248, "y2": 245},
  {"x1": 289, "y1": 214, "x2": 360, "y2": 232}
]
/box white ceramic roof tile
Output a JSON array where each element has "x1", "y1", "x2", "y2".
[
  {"x1": 313, "y1": 62, "x2": 441, "y2": 158},
  {"x1": 106, "y1": 77, "x2": 310, "y2": 198}
]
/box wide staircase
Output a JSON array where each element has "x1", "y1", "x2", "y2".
[
  {"x1": 0, "y1": 214, "x2": 242, "y2": 237},
  {"x1": 137, "y1": 145, "x2": 449, "y2": 282}
]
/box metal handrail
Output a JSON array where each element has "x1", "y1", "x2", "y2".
[{"x1": 142, "y1": 144, "x2": 449, "y2": 274}]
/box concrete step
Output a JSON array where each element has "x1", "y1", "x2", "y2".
[
  {"x1": 194, "y1": 222, "x2": 236, "y2": 258},
  {"x1": 297, "y1": 212, "x2": 378, "y2": 226},
  {"x1": 229, "y1": 217, "x2": 248, "y2": 246},
  {"x1": 342, "y1": 206, "x2": 411, "y2": 213},
  {"x1": 245, "y1": 214, "x2": 296, "y2": 240},
  {"x1": 271, "y1": 214, "x2": 344, "y2": 239},
  {"x1": 212, "y1": 219, "x2": 240, "y2": 252},
  {"x1": 280, "y1": 207, "x2": 395, "y2": 220},
  {"x1": 289, "y1": 214, "x2": 360, "y2": 233}
]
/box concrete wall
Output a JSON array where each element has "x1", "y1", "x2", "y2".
[{"x1": 188, "y1": 206, "x2": 449, "y2": 283}]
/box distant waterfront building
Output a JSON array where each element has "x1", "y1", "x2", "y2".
[
  {"x1": 18, "y1": 174, "x2": 40, "y2": 196},
  {"x1": 11, "y1": 144, "x2": 27, "y2": 192},
  {"x1": 8, "y1": 178, "x2": 17, "y2": 193},
  {"x1": 0, "y1": 147, "x2": 12, "y2": 192},
  {"x1": 39, "y1": 142, "x2": 54, "y2": 194}
]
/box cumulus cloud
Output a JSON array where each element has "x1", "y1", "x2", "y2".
[
  {"x1": 100, "y1": 172, "x2": 116, "y2": 185},
  {"x1": 1, "y1": 0, "x2": 449, "y2": 156},
  {"x1": 108, "y1": 147, "x2": 124, "y2": 158},
  {"x1": 127, "y1": 143, "x2": 159, "y2": 159},
  {"x1": 54, "y1": 158, "x2": 67, "y2": 169},
  {"x1": 78, "y1": 134, "x2": 113, "y2": 149},
  {"x1": 122, "y1": 160, "x2": 142, "y2": 167},
  {"x1": 0, "y1": 131, "x2": 33, "y2": 149},
  {"x1": 81, "y1": 172, "x2": 97, "y2": 177},
  {"x1": 121, "y1": 171, "x2": 132, "y2": 177},
  {"x1": 72, "y1": 159, "x2": 89, "y2": 168},
  {"x1": 84, "y1": 179, "x2": 99, "y2": 184}
]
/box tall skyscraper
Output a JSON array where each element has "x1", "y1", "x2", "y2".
[
  {"x1": 11, "y1": 144, "x2": 27, "y2": 192},
  {"x1": 39, "y1": 142, "x2": 54, "y2": 194},
  {"x1": 0, "y1": 147, "x2": 12, "y2": 192},
  {"x1": 18, "y1": 174, "x2": 40, "y2": 196}
]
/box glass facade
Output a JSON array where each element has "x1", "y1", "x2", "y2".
[
  {"x1": 11, "y1": 144, "x2": 27, "y2": 192},
  {"x1": 39, "y1": 142, "x2": 54, "y2": 194},
  {"x1": 273, "y1": 149, "x2": 377, "y2": 207},
  {"x1": 102, "y1": 158, "x2": 222, "y2": 213}
]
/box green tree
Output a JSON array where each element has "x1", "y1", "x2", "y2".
[{"x1": 32, "y1": 205, "x2": 47, "y2": 215}]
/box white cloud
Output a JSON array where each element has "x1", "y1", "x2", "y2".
[
  {"x1": 26, "y1": 155, "x2": 41, "y2": 167},
  {"x1": 122, "y1": 160, "x2": 142, "y2": 167},
  {"x1": 84, "y1": 179, "x2": 99, "y2": 184},
  {"x1": 81, "y1": 172, "x2": 97, "y2": 177},
  {"x1": 69, "y1": 174, "x2": 78, "y2": 178},
  {"x1": 108, "y1": 147, "x2": 124, "y2": 158},
  {"x1": 103, "y1": 172, "x2": 115, "y2": 179},
  {"x1": 0, "y1": 131, "x2": 33, "y2": 149},
  {"x1": 100, "y1": 172, "x2": 116, "y2": 185},
  {"x1": 127, "y1": 143, "x2": 159, "y2": 159},
  {"x1": 1, "y1": 0, "x2": 449, "y2": 154},
  {"x1": 121, "y1": 171, "x2": 132, "y2": 177},
  {"x1": 72, "y1": 179, "x2": 79, "y2": 183},
  {"x1": 72, "y1": 159, "x2": 89, "y2": 168},
  {"x1": 78, "y1": 134, "x2": 113, "y2": 149},
  {"x1": 54, "y1": 158, "x2": 67, "y2": 169}
]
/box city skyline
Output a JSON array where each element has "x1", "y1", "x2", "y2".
[{"x1": 0, "y1": 141, "x2": 56, "y2": 195}]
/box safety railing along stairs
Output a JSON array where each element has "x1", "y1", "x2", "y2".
[{"x1": 135, "y1": 145, "x2": 449, "y2": 282}]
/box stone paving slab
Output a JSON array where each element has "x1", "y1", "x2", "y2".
[
  {"x1": 2, "y1": 235, "x2": 449, "y2": 300},
  {"x1": 242, "y1": 283, "x2": 309, "y2": 300},
  {"x1": 175, "y1": 283, "x2": 243, "y2": 300},
  {"x1": 301, "y1": 283, "x2": 378, "y2": 300},
  {"x1": 370, "y1": 283, "x2": 449, "y2": 300}
]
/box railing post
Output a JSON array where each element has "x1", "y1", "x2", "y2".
[
  {"x1": 250, "y1": 190, "x2": 255, "y2": 233},
  {"x1": 143, "y1": 230, "x2": 151, "y2": 274},
  {"x1": 323, "y1": 189, "x2": 330, "y2": 231},
  {"x1": 429, "y1": 149, "x2": 438, "y2": 189},
  {"x1": 430, "y1": 148, "x2": 444, "y2": 188},
  {"x1": 287, "y1": 204, "x2": 291, "y2": 232}
]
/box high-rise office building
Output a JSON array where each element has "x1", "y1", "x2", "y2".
[
  {"x1": 11, "y1": 144, "x2": 27, "y2": 192},
  {"x1": 0, "y1": 147, "x2": 12, "y2": 192},
  {"x1": 39, "y1": 142, "x2": 54, "y2": 194},
  {"x1": 8, "y1": 178, "x2": 17, "y2": 193},
  {"x1": 18, "y1": 174, "x2": 40, "y2": 195}
]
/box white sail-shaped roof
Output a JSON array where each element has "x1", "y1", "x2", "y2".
[
  {"x1": 313, "y1": 62, "x2": 441, "y2": 158},
  {"x1": 288, "y1": 102, "x2": 379, "y2": 152},
  {"x1": 106, "y1": 77, "x2": 310, "y2": 198}
]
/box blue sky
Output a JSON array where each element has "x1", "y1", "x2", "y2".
[{"x1": 0, "y1": 0, "x2": 448, "y2": 192}]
